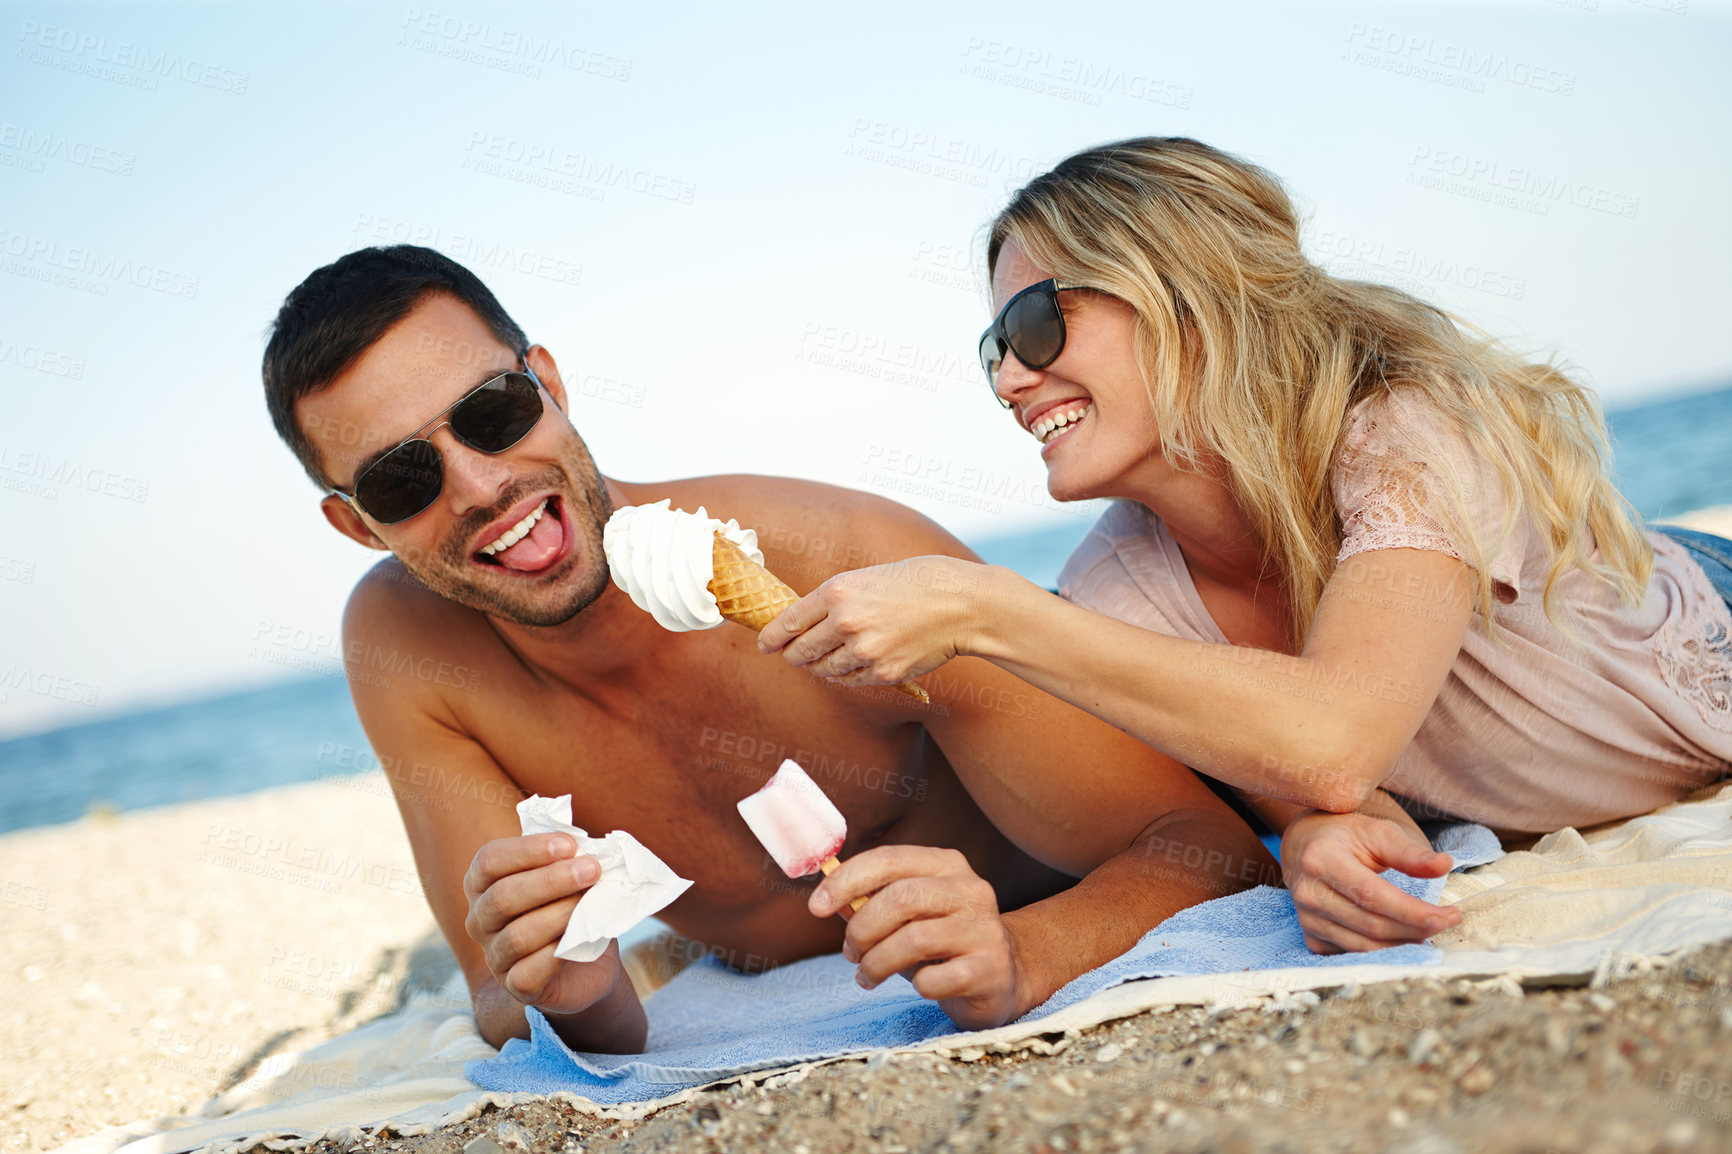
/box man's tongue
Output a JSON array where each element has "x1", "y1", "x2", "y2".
[{"x1": 491, "y1": 506, "x2": 565, "y2": 572}]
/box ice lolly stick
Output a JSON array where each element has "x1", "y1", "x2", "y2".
[{"x1": 819, "y1": 855, "x2": 869, "y2": 914}]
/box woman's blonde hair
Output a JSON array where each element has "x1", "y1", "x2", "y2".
[{"x1": 988, "y1": 136, "x2": 1652, "y2": 645}]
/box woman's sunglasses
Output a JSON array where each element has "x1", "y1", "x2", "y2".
[
  {"x1": 977, "y1": 279, "x2": 1088, "y2": 408},
  {"x1": 333, "y1": 365, "x2": 547, "y2": 525}
]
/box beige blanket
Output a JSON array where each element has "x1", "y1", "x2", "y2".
[{"x1": 58, "y1": 780, "x2": 1732, "y2": 1154}]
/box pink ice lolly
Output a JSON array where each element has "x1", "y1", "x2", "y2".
[{"x1": 736, "y1": 759, "x2": 847, "y2": 879}]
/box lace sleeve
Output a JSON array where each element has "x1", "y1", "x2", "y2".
[{"x1": 1332, "y1": 391, "x2": 1525, "y2": 597}]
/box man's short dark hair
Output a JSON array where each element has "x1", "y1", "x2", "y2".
[{"x1": 262, "y1": 245, "x2": 529, "y2": 489}]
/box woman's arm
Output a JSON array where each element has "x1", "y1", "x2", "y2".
[
  {"x1": 760, "y1": 546, "x2": 1475, "y2": 813},
  {"x1": 1240, "y1": 788, "x2": 1424, "y2": 839}
]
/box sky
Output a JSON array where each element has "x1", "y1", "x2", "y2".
[{"x1": 1, "y1": 0, "x2": 1729, "y2": 738}]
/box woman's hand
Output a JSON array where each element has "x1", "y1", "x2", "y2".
[
  {"x1": 758, "y1": 556, "x2": 989, "y2": 688},
  {"x1": 1282, "y1": 810, "x2": 1461, "y2": 954},
  {"x1": 812, "y1": 845, "x2": 1029, "y2": 1030}
]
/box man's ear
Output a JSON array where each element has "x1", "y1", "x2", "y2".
[
  {"x1": 525, "y1": 344, "x2": 569, "y2": 415},
  {"x1": 320, "y1": 494, "x2": 391, "y2": 551}
]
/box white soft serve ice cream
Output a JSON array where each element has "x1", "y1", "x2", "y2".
[{"x1": 602, "y1": 499, "x2": 764, "y2": 631}]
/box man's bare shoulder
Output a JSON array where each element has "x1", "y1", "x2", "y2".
[
  {"x1": 642, "y1": 474, "x2": 980, "y2": 588},
  {"x1": 340, "y1": 558, "x2": 500, "y2": 706},
  {"x1": 343, "y1": 556, "x2": 469, "y2": 636}
]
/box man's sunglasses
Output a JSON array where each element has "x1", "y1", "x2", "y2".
[
  {"x1": 977, "y1": 279, "x2": 1088, "y2": 408},
  {"x1": 332, "y1": 364, "x2": 547, "y2": 525}
]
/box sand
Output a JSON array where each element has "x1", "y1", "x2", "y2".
[
  {"x1": 7, "y1": 505, "x2": 1731, "y2": 1154},
  {"x1": 0, "y1": 774, "x2": 447, "y2": 1153},
  {"x1": 353, "y1": 944, "x2": 1732, "y2": 1154},
  {"x1": 1656, "y1": 507, "x2": 1732, "y2": 536}
]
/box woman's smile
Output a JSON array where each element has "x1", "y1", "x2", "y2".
[
  {"x1": 1021, "y1": 397, "x2": 1094, "y2": 444},
  {"x1": 1035, "y1": 402, "x2": 1092, "y2": 455}
]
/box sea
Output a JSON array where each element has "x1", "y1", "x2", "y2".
[{"x1": 2, "y1": 384, "x2": 1729, "y2": 836}]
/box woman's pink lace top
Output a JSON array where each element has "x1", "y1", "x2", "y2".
[{"x1": 1058, "y1": 389, "x2": 1732, "y2": 834}]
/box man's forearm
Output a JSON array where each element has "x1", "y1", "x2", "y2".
[
  {"x1": 1243, "y1": 787, "x2": 1430, "y2": 846},
  {"x1": 473, "y1": 967, "x2": 648, "y2": 1054},
  {"x1": 474, "y1": 976, "x2": 535, "y2": 1048},
  {"x1": 1001, "y1": 807, "x2": 1278, "y2": 1015},
  {"x1": 1352, "y1": 788, "x2": 1432, "y2": 845}
]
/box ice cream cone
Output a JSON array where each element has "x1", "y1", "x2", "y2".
[
  {"x1": 708, "y1": 532, "x2": 800, "y2": 630},
  {"x1": 708, "y1": 532, "x2": 930, "y2": 704}
]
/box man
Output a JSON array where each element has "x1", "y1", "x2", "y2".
[{"x1": 262, "y1": 245, "x2": 1275, "y2": 1055}]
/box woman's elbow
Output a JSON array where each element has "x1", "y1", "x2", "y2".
[
  {"x1": 1308, "y1": 779, "x2": 1376, "y2": 814},
  {"x1": 1257, "y1": 742, "x2": 1384, "y2": 814}
]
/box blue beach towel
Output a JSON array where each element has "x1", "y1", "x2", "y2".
[{"x1": 466, "y1": 823, "x2": 1503, "y2": 1103}]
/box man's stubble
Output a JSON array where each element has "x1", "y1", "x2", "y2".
[{"x1": 391, "y1": 436, "x2": 616, "y2": 628}]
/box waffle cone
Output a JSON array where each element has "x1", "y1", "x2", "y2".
[
  {"x1": 708, "y1": 533, "x2": 799, "y2": 631},
  {"x1": 707, "y1": 532, "x2": 930, "y2": 704}
]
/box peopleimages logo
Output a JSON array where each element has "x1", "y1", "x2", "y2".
[
  {"x1": 844, "y1": 119, "x2": 1042, "y2": 188},
  {"x1": 794, "y1": 321, "x2": 978, "y2": 393},
  {"x1": 0, "y1": 665, "x2": 100, "y2": 707},
  {"x1": 958, "y1": 39, "x2": 1193, "y2": 109},
  {"x1": 0, "y1": 335, "x2": 87, "y2": 379},
  {"x1": 352, "y1": 213, "x2": 583, "y2": 288},
  {"x1": 1406, "y1": 146, "x2": 1640, "y2": 220},
  {"x1": 14, "y1": 20, "x2": 250, "y2": 93},
  {"x1": 1343, "y1": 23, "x2": 1576, "y2": 96},
  {"x1": 857, "y1": 443, "x2": 1094, "y2": 520},
  {"x1": 461, "y1": 132, "x2": 696, "y2": 204},
  {"x1": 0, "y1": 229, "x2": 201, "y2": 298},
  {"x1": 399, "y1": 8, "x2": 632, "y2": 80},
  {"x1": 0, "y1": 123, "x2": 135, "y2": 175},
  {"x1": 1311, "y1": 229, "x2": 1527, "y2": 301},
  {"x1": 0, "y1": 445, "x2": 149, "y2": 502}
]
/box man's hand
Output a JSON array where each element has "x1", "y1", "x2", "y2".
[
  {"x1": 811, "y1": 845, "x2": 1028, "y2": 1030},
  {"x1": 1283, "y1": 810, "x2": 1461, "y2": 954},
  {"x1": 463, "y1": 832, "x2": 622, "y2": 1016}
]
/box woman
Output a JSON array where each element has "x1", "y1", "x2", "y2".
[{"x1": 761, "y1": 137, "x2": 1732, "y2": 955}]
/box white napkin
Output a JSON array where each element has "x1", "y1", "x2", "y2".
[{"x1": 515, "y1": 794, "x2": 694, "y2": 964}]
